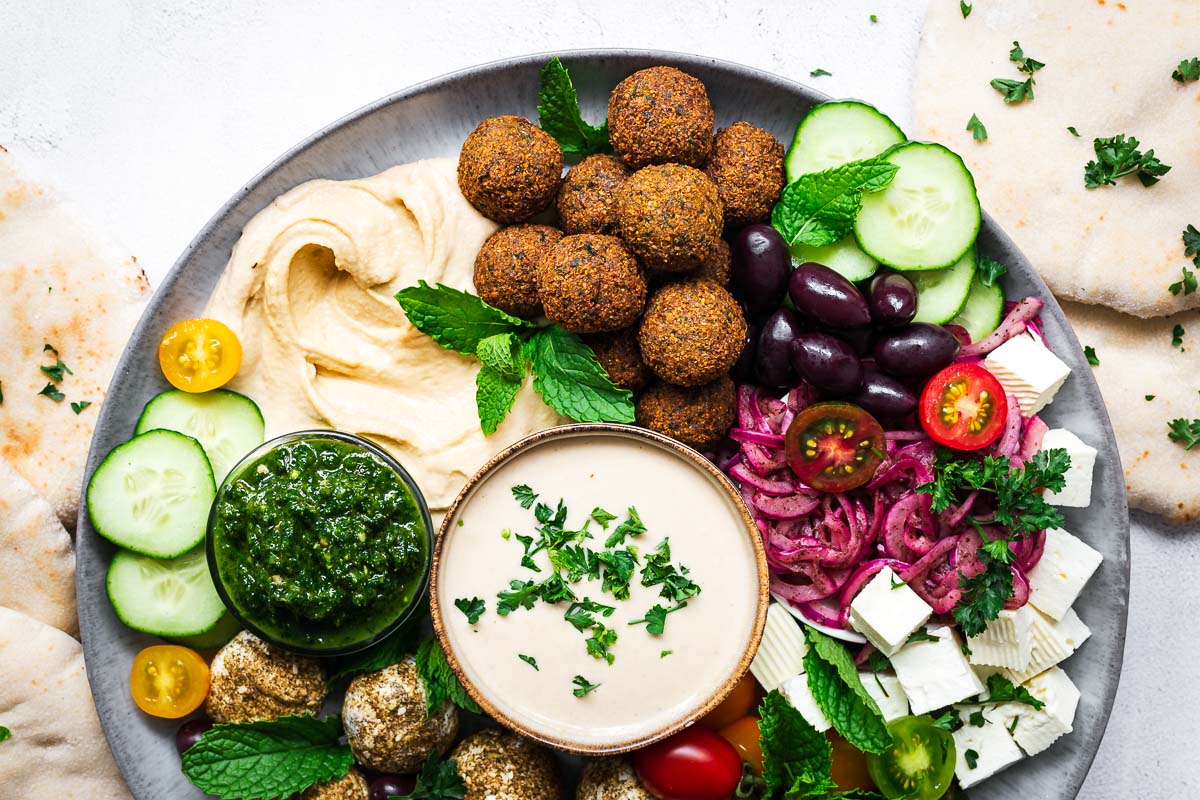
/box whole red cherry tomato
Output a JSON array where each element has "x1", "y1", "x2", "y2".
[{"x1": 633, "y1": 726, "x2": 743, "y2": 800}]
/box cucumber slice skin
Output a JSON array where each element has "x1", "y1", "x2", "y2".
[
  {"x1": 951, "y1": 275, "x2": 1006, "y2": 343},
  {"x1": 168, "y1": 612, "x2": 242, "y2": 651},
  {"x1": 911, "y1": 248, "x2": 977, "y2": 325},
  {"x1": 86, "y1": 429, "x2": 215, "y2": 559},
  {"x1": 786, "y1": 100, "x2": 906, "y2": 180},
  {"x1": 853, "y1": 142, "x2": 982, "y2": 272},
  {"x1": 790, "y1": 235, "x2": 880, "y2": 283},
  {"x1": 135, "y1": 388, "x2": 265, "y2": 484},
  {"x1": 106, "y1": 548, "x2": 227, "y2": 638}
]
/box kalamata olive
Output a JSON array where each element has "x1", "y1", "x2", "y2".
[
  {"x1": 790, "y1": 333, "x2": 863, "y2": 395},
  {"x1": 730, "y1": 322, "x2": 760, "y2": 383},
  {"x1": 788, "y1": 262, "x2": 871, "y2": 328},
  {"x1": 873, "y1": 323, "x2": 962, "y2": 379},
  {"x1": 850, "y1": 367, "x2": 918, "y2": 418},
  {"x1": 831, "y1": 326, "x2": 875, "y2": 357},
  {"x1": 369, "y1": 774, "x2": 417, "y2": 800},
  {"x1": 867, "y1": 272, "x2": 918, "y2": 327},
  {"x1": 732, "y1": 224, "x2": 792, "y2": 317},
  {"x1": 755, "y1": 308, "x2": 804, "y2": 388},
  {"x1": 175, "y1": 718, "x2": 213, "y2": 754}
]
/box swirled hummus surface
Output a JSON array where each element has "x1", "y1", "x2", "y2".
[{"x1": 204, "y1": 158, "x2": 562, "y2": 510}]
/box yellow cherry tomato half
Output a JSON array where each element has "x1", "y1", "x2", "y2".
[
  {"x1": 719, "y1": 715, "x2": 765, "y2": 775},
  {"x1": 158, "y1": 318, "x2": 242, "y2": 392},
  {"x1": 130, "y1": 645, "x2": 210, "y2": 719},
  {"x1": 700, "y1": 672, "x2": 757, "y2": 730}
]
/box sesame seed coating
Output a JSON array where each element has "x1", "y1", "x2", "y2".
[
  {"x1": 638, "y1": 279, "x2": 747, "y2": 386},
  {"x1": 583, "y1": 327, "x2": 653, "y2": 392},
  {"x1": 617, "y1": 164, "x2": 723, "y2": 272},
  {"x1": 474, "y1": 224, "x2": 563, "y2": 318},
  {"x1": 556, "y1": 155, "x2": 631, "y2": 235},
  {"x1": 636, "y1": 376, "x2": 737, "y2": 451},
  {"x1": 705, "y1": 122, "x2": 785, "y2": 228},
  {"x1": 299, "y1": 767, "x2": 369, "y2": 800},
  {"x1": 450, "y1": 729, "x2": 563, "y2": 800},
  {"x1": 536, "y1": 234, "x2": 647, "y2": 333},
  {"x1": 607, "y1": 67, "x2": 715, "y2": 169},
  {"x1": 576, "y1": 757, "x2": 656, "y2": 800},
  {"x1": 204, "y1": 631, "x2": 327, "y2": 724},
  {"x1": 458, "y1": 115, "x2": 564, "y2": 224}
]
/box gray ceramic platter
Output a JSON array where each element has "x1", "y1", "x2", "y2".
[{"x1": 77, "y1": 49, "x2": 1130, "y2": 799}]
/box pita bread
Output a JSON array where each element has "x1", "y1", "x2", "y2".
[
  {"x1": 1060, "y1": 301, "x2": 1200, "y2": 522},
  {"x1": 0, "y1": 147, "x2": 150, "y2": 528},
  {"x1": 913, "y1": 0, "x2": 1200, "y2": 318},
  {"x1": 0, "y1": 606, "x2": 131, "y2": 799},
  {"x1": 0, "y1": 457, "x2": 76, "y2": 635}
]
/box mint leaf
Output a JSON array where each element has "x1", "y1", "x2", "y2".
[
  {"x1": 391, "y1": 753, "x2": 466, "y2": 800},
  {"x1": 771, "y1": 157, "x2": 899, "y2": 248},
  {"x1": 977, "y1": 255, "x2": 1007, "y2": 288},
  {"x1": 526, "y1": 326, "x2": 635, "y2": 423},
  {"x1": 396, "y1": 281, "x2": 533, "y2": 355},
  {"x1": 181, "y1": 714, "x2": 354, "y2": 800},
  {"x1": 414, "y1": 638, "x2": 481, "y2": 715},
  {"x1": 758, "y1": 690, "x2": 838, "y2": 798},
  {"x1": 453, "y1": 597, "x2": 485, "y2": 625},
  {"x1": 476, "y1": 332, "x2": 524, "y2": 380},
  {"x1": 966, "y1": 113, "x2": 988, "y2": 141},
  {"x1": 803, "y1": 629, "x2": 892, "y2": 754},
  {"x1": 476, "y1": 365, "x2": 522, "y2": 435},
  {"x1": 537, "y1": 57, "x2": 609, "y2": 155}
]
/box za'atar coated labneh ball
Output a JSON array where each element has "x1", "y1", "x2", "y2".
[
  {"x1": 457, "y1": 115, "x2": 563, "y2": 224},
  {"x1": 299, "y1": 768, "x2": 369, "y2": 800},
  {"x1": 607, "y1": 66, "x2": 715, "y2": 169},
  {"x1": 576, "y1": 756, "x2": 656, "y2": 800},
  {"x1": 204, "y1": 631, "x2": 327, "y2": 724},
  {"x1": 450, "y1": 729, "x2": 563, "y2": 800}
]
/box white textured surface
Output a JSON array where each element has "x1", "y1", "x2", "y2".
[{"x1": 1, "y1": 1, "x2": 1194, "y2": 797}]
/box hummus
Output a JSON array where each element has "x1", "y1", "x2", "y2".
[{"x1": 204, "y1": 158, "x2": 562, "y2": 511}]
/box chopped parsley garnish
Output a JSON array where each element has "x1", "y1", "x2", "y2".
[
  {"x1": 930, "y1": 710, "x2": 962, "y2": 732},
  {"x1": 44, "y1": 343, "x2": 57, "y2": 354},
  {"x1": 1067, "y1": 126, "x2": 1080, "y2": 137},
  {"x1": 965, "y1": 748, "x2": 980, "y2": 770},
  {"x1": 968, "y1": 709, "x2": 988, "y2": 727},
  {"x1": 960, "y1": 0, "x2": 971, "y2": 17},
  {"x1": 40, "y1": 357, "x2": 73, "y2": 383},
  {"x1": 1172, "y1": 324, "x2": 1186, "y2": 348},
  {"x1": 1172, "y1": 57, "x2": 1200, "y2": 84},
  {"x1": 1168, "y1": 418, "x2": 1200, "y2": 450},
  {"x1": 511, "y1": 484, "x2": 538, "y2": 509},
  {"x1": 0, "y1": 380, "x2": 4, "y2": 405},
  {"x1": 597, "y1": 548, "x2": 639, "y2": 601},
  {"x1": 572, "y1": 675, "x2": 600, "y2": 697},
  {"x1": 628, "y1": 602, "x2": 687, "y2": 635},
  {"x1": 392, "y1": 753, "x2": 467, "y2": 800},
  {"x1": 586, "y1": 624, "x2": 619, "y2": 664},
  {"x1": 495, "y1": 579, "x2": 540, "y2": 616},
  {"x1": 660, "y1": 650, "x2": 673, "y2": 658},
  {"x1": 518, "y1": 654, "x2": 539, "y2": 670},
  {"x1": 990, "y1": 41, "x2": 1043, "y2": 104},
  {"x1": 810, "y1": 68, "x2": 832, "y2": 78},
  {"x1": 1169, "y1": 267, "x2": 1197, "y2": 296},
  {"x1": 1008, "y1": 41, "x2": 1044, "y2": 74},
  {"x1": 1084, "y1": 345, "x2": 1100, "y2": 366},
  {"x1": 1084, "y1": 134, "x2": 1172, "y2": 188},
  {"x1": 640, "y1": 539, "x2": 702, "y2": 603},
  {"x1": 982, "y1": 674, "x2": 1045, "y2": 710},
  {"x1": 603, "y1": 507, "x2": 645, "y2": 547},
  {"x1": 956, "y1": 553, "x2": 1015, "y2": 637},
  {"x1": 1145, "y1": 395, "x2": 1156, "y2": 401},
  {"x1": 977, "y1": 255, "x2": 1007, "y2": 288},
  {"x1": 453, "y1": 597, "x2": 485, "y2": 625},
  {"x1": 37, "y1": 383, "x2": 65, "y2": 402},
  {"x1": 966, "y1": 113, "x2": 988, "y2": 141},
  {"x1": 564, "y1": 598, "x2": 615, "y2": 631},
  {"x1": 589, "y1": 507, "x2": 617, "y2": 529},
  {"x1": 1184, "y1": 225, "x2": 1200, "y2": 267},
  {"x1": 870, "y1": 14, "x2": 878, "y2": 22},
  {"x1": 906, "y1": 628, "x2": 939, "y2": 645}
]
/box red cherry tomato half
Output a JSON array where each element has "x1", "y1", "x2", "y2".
[
  {"x1": 918, "y1": 364, "x2": 1008, "y2": 451},
  {"x1": 784, "y1": 402, "x2": 887, "y2": 492},
  {"x1": 633, "y1": 726, "x2": 743, "y2": 800}
]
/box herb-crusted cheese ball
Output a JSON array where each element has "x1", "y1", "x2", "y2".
[
  {"x1": 607, "y1": 67, "x2": 715, "y2": 169},
  {"x1": 576, "y1": 757, "x2": 656, "y2": 800},
  {"x1": 705, "y1": 122, "x2": 785, "y2": 228},
  {"x1": 583, "y1": 328, "x2": 653, "y2": 392},
  {"x1": 556, "y1": 154, "x2": 631, "y2": 235},
  {"x1": 474, "y1": 224, "x2": 563, "y2": 318},
  {"x1": 299, "y1": 768, "x2": 369, "y2": 800},
  {"x1": 638, "y1": 279, "x2": 747, "y2": 386},
  {"x1": 617, "y1": 164, "x2": 724, "y2": 272},
  {"x1": 451, "y1": 729, "x2": 562, "y2": 800},
  {"x1": 342, "y1": 659, "x2": 458, "y2": 774},
  {"x1": 636, "y1": 376, "x2": 737, "y2": 451},
  {"x1": 457, "y1": 116, "x2": 564, "y2": 224},
  {"x1": 204, "y1": 631, "x2": 327, "y2": 724},
  {"x1": 536, "y1": 234, "x2": 647, "y2": 333}
]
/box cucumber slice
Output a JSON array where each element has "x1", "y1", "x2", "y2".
[
  {"x1": 789, "y1": 235, "x2": 880, "y2": 283},
  {"x1": 951, "y1": 274, "x2": 1006, "y2": 343},
  {"x1": 106, "y1": 547, "x2": 227, "y2": 637},
  {"x1": 136, "y1": 389, "x2": 264, "y2": 483},
  {"x1": 854, "y1": 142, "x2": 981, "y2": 271},
  {"x1": 911, "y1": 248, "x2": 977, "y2": 325},
  {"x1": 169, "y1": 612, "x2": 242, "y2": 651},
  {"x1": 785, "y1": 100, "x2": 906, "y2": 180},
  {"x1": 86, "y1": 429, "x2": 215, "y2": 558}
]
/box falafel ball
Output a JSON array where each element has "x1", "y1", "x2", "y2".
[
  {"x1": 451, "y1": 729, "x2": 562, "y2": 800},
  {"x1": 556, "y1": 154, "x2": 631, "y2": 235},
  {"x1": 607, "y1": 67, "x2": 714, "y2": 169},
  {"x1": 636, "y1": 376, "x2": 737, "y2": 450},
  {"x1": 457, "y1": 116, "x2": 564, "y2": 224},
  {"x1": 638, "y1": 279, "x2": 747, "y2": 386},
  {"x1": 537, "y1": 234, "x2": 646, "y2": 333},
  {"x1": 342, "y1": 659, "x2": 458, "y2": 774},
  {"x1": 584, "y1": 328, "x2": 653, "y2": 392},
  {"x1": 576, "y1": 757, "x2": 655, "y2": 800},
  {"x1": 299, "y1": 768, "x2": 369, "y2": 800},
  {"x1": 705, "y1": 122, "x2": 786, "y2": 227},
  {"x1": 617, "y1": 164, "x2": 723, "y2": 272},
  {"x1": 474, "y1": 224, "x2": 562, "y2": 318},
  {"x1": 205, "y1": 631, "x2": 327, "y2": 724}
]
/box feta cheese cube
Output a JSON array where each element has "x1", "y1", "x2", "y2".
[
  {"x1": 952, "y1": 705, "x2": 1025, "y2": 788},
  {"x1": 1028, "y1": 528, "x2": 1103, "y2": 621},
  {"x1": 751, "y1": 603, "x2": 810, "y2": 692},
  {"x1": 848, "y1": 567, "x2": 933, "y2": 656},
  {"x1": 890, "y1": 626, "x2": 985, "y2": 714},
  {"x1": 780, "y1": 673, "x2": 832, "y2": 732},
  {"x1": 1056, "y1": 607, "x2": 1092, "y2": 650},
  {"x1": 1002, "y1": 608, "x2": 1091, "y2": 685},
  {"x1": 1040, "y1": 429, "x2": 1098, "y2": 507},
  {"x1": 983, "y1": 333, "x2": 1071, "y2": 415},
  {"x1": 968, "y1": 606, "x2": 1035, "y2": 670},
  {"x1": 859, "y1": 671, "x2": 910, "y2": 722},
  {"x1": 1011, "y1": 667, "x2": 1081, "y2": 755}
]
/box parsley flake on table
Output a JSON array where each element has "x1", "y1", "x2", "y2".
[
  {"x1": 70, "y1": 400, "x2": 91, "y2": 414},
  {"x1": 1172, "y1": 57, "x2": 1200, "y2": 84},
  {"x1": 960, "y1": 0, "x2": 972, "y2": 18},
  {"x1": 1084, "y1": 345, "x2": 1100, "y2": 366},
  {"x1": 37, "y1": 382, "x2": 65, "y2": 401},
  {"x1": 810, "y1": 68, "x2": 832, "y2": 78},
  {"x1": 1145, "y1": 395, "x2": 1156, "y2": 401},
  {"x1": 771, "y1": 156, "x2": 898, "y2": 247},
  {"x1": 537, "y1": 56, "x2": 610, "y2": 155},
  {"x1": 990, "y1": 40, "x2": 1043, "y2": 104},
  {"x1": 1068, "y1": 126, "x2": 1080, "y2": 137},
  {"x1": 453, "y1": 597, "x2": 485, "y2": 625},
  {"x1": 518, "y1": 654, "x2": 539, "y2": 670},
  {"x1": 391, "y1": 753, "x2": 467, "y2": 800},
  {"x1": 1084, "y1": 134, "x2": 1172, "y2": 188},
  {"x1": 966, "y1": 113, "x2": 988, "y2": 141},
  {"x1": 870, "y1": 14, "x2": 878, "y2": 23},
  {"x1": 0, "y1": 725, "x2": 10, "y2": 743},
  {"x1": 1172, "y1": 324, "x2": 1185, "y2": 348},
  {"x1": 1184, "y1": 225, "x2": 1200, "y2": 267},
  {"x1": 660, "y1": 649, "x2": 673, "y2": 658},
  {"x1": 40, "y1": 356, "x2": 73, "y2": 383},
  {"x1": 572, "y1": 675, "x2": 600, "y2": 697},
  {"x1": 1169, "y1": 267, "x2": 1197, "y2": 296},
  {"x1": 1168, "y1": 418, "x2": 1200, "y2": 450}
]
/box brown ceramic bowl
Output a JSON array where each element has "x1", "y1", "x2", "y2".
[{"x1": 430, "y1": 422, "x2": 769, "y2": 755}]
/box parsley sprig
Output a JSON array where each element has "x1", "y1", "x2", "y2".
[
  {"x1": 1168, "y1": 418, "x2": 1200, "y2": 450},
  {"x1": 391, "y1": 754, "x2": 466, "y2": 800},
  {"x1": 1172, "y1": 57, "x2": 1200, "y2": 84},
  {"x1": 980, "y1": 674, "x2": 1046, "y2": 710},
  {"x1": 1083, "y1": 134, "x2": 1172, "y2": 188},
  {"x1": 991, "y1": 40, "x2": 1044, "y2": 103}
]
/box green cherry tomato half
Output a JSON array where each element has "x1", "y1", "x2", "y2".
[{"x1": 866, "y1": 715, "x2": 956, "y2": 800}]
